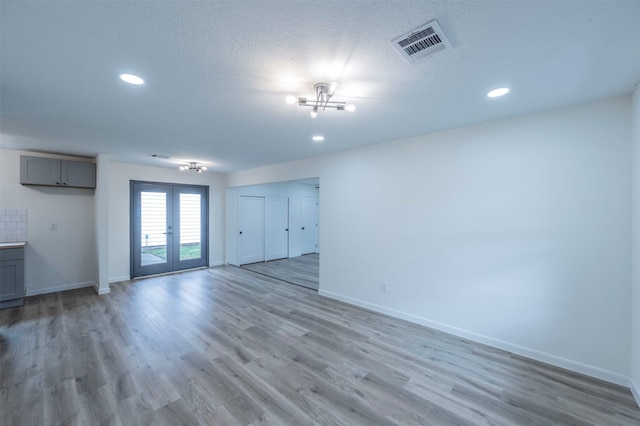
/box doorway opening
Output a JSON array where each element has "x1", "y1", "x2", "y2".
[
  {"x1": 225, "y1": 178, "x2": 319, "y2": 290},
  {"x1": 131, "y1": 181, "x2": 208, "y2": 278}
]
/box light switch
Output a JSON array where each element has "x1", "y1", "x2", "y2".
[{"x1": 51, "y1": 223, "x2": 57, "y2": 231}]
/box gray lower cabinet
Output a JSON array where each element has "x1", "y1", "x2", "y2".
[
  {"x1": 20, "y1": 155, "x2": 96, "y2": 188},
  {"x1": 0, "y1": 246, "x2": 25, "y2": 309}
]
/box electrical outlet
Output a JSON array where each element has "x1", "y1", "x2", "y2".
[{"x1": 380, "y1": 282, "x2": 387, "y2": 293}]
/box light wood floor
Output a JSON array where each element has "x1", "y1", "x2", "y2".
[
  {"x1": 1, "y1": 265, "x2": 639, "y2": 425},
  {"x1": 241, "y1": 253, "x2": 319, "y2": 290}
]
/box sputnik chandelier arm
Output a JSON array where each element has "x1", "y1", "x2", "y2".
[
  {"x1": 293, "y1": 82, "x2": 356, "y2": 118},
  {"x1": 179, "y1": 162, "x2": 207, "y2": 173}
]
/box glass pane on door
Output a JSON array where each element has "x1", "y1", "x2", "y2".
[
  {"x1": 140, "y1": 191, "x2": 167, "y2": 266},
  {"x1": 179, "y1": 193, "x2": 201, "y2": 260}
]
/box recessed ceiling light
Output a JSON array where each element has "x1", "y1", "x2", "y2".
[
  {"x1": 487, "y1": 87, "x2": 509, "y2": 98},
  {"x1": 312, "y1": 135, "x2": 324, "y2": 142},
  {"x1": 120, "y1": 73, "x2": 144, "y2": 85}
]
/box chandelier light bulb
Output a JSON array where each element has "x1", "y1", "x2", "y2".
[
  {"x1": 310, "y1": 107, "x2": 318, "y2": 118},
  {"x1": 345, "y1": 103, "x2": 356, "y2": 112},
  {"x1": 285, "y1": 95, "x2": 297, "y2": 104}
]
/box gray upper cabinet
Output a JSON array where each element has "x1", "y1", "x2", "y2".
[
  {"x1": 61, "y1": 160, "x2": 96, "y2": 188},
  {"x1": 20, "y1": 155, "x2": 96, "y2": 188}
]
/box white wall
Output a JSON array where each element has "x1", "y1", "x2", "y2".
[
  {"x1": 225, "y1": 180, "x2": 319, "y2": 263},
  {"x1": 0, "y1": 149, "x2": 97, "y2": 295},
  {"x1": 225, "y1": 189, "x2": 239, "y2": 265},
  {"x1": 108, "y1": 161, "x2": 226, "y2": 282},
  {"x1": 227, "y1": 95, "x2": 633, "y2": 383},
  {"x1": 631, "y1": 85, "x2": 640, "y2": 403}
]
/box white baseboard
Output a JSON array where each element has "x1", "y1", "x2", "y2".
[
  {"x1": 318, "y1": 289, "x2": 630, "y2": 388},
  {"x1": 631, "y1": 378, "x2": 640, "y2": 408},
  {"x1": 109, "y1": 275, "x2": 130, "y2": 284},
  {"x1": 26, "y1": 281, "x2": 95, "y2": 297},
  {"x1": 94, "y1": 284, "x2": 111, "y2": 295},
  {"x1": 210, "y1": 261, "x2": 224, "y2": 267}
]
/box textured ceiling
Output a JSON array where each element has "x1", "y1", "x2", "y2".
[{"x1": 1, "y1": 1, "x2": 639, "y2": 172}]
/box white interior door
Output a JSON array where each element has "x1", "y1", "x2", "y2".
[
  {"x1": 265, "y1": 197, "x2": 289, "y2": 261},
  {"x1": 238, "y1": 196, "x2": 265, "y2": 265},
  {"x1": 300, "y1": 196, "x2": 318, "y2": 255}
]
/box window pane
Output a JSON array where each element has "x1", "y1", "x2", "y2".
[
  {"x1": 180, "y1": 193, "x2": 201, "y2": 260},
  {"x1": 140, "y1": 192, "x2": 167, "y2": 266}
]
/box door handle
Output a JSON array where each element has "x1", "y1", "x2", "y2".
[
  {"x1": 285, "y1": 228, "x2": 288, "y2": 232},
  {"x1": 302, "y1": 227, "x2": 305, "y2": 230},
  {"x1": 239, "y1": 231, "x2": 243, "y2": 234}
]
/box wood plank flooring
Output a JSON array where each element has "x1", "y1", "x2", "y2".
[
  {"x1": 241, "y1": 253, "x2": 319, "y2": 290},
  {"x1": 1, "y1": 265, "x2": 639, "y2": 425}
]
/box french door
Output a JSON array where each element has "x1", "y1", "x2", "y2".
[{"x1": 131, "y1": 181, "x2": 208, "y2": 278}]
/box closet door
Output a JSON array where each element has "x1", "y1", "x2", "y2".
[
  {"x1": 300, "y1": 196, "x2": 318, "y2": 255},
  {"x1": 238, "y1": 196, "x2": 265, "y2": 265},
  {"x1": 265, "y1": 197, "x2": 289, "y2": 261}
]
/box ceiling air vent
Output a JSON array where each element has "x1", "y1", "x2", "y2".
[{"x1": 392, "y1": 19, "x2": 451, "y2": 64}]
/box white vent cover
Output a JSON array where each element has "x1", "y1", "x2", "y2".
[{"x1": 392, "y1": 19, "x2": 451, "y2": 64}]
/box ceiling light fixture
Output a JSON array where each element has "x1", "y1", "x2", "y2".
[
  {"x1": 179, "y1": 162, "x2": 207, "y2": 173},
  {"x1": 294, "y1": 82, "x2": 356, "y2": 118},
  {"x1": 487, "y1": 87, "x2": 509, "y2": 98},
  {"x1": 312, "y1": 135, "x2": 324, "y2": 142},
  {"x1": 119, "y1": 73, "x2": 144, "y2": 85}
]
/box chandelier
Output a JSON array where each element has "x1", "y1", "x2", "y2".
[
  {"x1": 292, "y1": 82, "x2": 356, "y2": 118},
  {"x1": 179, "y1": 162, "x2": 207, "y2": 173}
]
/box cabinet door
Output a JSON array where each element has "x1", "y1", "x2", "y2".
[
  {"x1": 61, "y1": 160, "x2": 96, "y2": 188},
  {"x1": 0, "y1": 259, "x2": 24, "y2": 302},
  {"x1": 20, "y1": 156, "x2": 61, "y2": 185}
]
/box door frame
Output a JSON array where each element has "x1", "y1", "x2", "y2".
[{"x1": 130, "y1": 180, "x2": 209, "y2": 278}]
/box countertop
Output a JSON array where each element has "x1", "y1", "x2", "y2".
[{"x1": 0, "y1": 242, "x2": 26, "y2": 249}]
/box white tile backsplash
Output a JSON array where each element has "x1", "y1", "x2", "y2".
[{"x1": 0, "y1": 208, "x2": 27, "y2": 243}]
